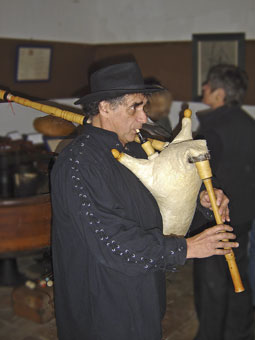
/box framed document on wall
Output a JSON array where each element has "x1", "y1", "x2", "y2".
[
  {"x1": 192, "y1": 33, "x2": 245, "y2": 100},
  {"x1": 15, "y1": 46, "x2": 53, "y2": 82}
]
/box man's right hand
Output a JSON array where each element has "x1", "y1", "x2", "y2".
[{"x1": 186, "y1": 224, "x2": 238, "y2": 259}]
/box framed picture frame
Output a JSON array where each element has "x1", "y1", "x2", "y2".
[
  {"x1": 192, "y1": 33, "x2": 245, "y2": 100},
  {"x1": 15, "y1": 45, "x2": 53, "y2": 82}
]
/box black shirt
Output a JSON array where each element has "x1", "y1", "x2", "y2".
[{"x1": 51, "y1": 124, "x2": 187, "y2": 340}]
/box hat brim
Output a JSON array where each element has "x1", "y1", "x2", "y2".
[{"x1": 74, "y1": 86, "x2": 162, "y2": 106}]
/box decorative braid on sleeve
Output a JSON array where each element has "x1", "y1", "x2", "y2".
[{"x1": 68, "y1": 137, "x2": 172, "y2": 272}]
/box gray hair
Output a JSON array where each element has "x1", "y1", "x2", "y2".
[
  {"x1": 205, "y1": 64, "x2": 248, "y2": 106},
  {"x1": 81, "y1": 95, "x2": 126, "y2": 117}
]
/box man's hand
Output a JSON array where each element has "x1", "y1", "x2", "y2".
[
  {"x1": 186, "y1": 224, "x2": 238, "y2": 259},
  {"x1": 200, "y1": 189, "x2": 230, "y2": 222}
]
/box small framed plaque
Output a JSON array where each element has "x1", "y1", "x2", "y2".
[{"x1": 15, "y1": 45, "x2": 53, "y2": 82}]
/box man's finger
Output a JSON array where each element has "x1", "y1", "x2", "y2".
[
  {"x1": 214, "y1": 248, "x2": 236, "y2": 255},
  {"x1": 215, "y1": 189, "x2": 224, "y2": 206},
  {"x1": 213, "y1": 232, "x2": 237, "y2": 241},
  {"x1": 206, "y1": 224, "x2": 233, "y2": 234},
  {"x1": 218, "y1": 197, "x2": 229, "y2": 212},
  {"x1": 215, "y1": 241, "x2": 239, "y2": 248}
]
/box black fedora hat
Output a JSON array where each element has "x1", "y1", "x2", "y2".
[{"x1": 74, "y1": 62, "x2": 162, "y2": 105}]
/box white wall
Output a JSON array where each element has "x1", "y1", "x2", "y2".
[
  {"x1": 0, "y1": 99, "x2": 254, "y2": 136},
  {"x1": 1, "y1": 0, "x2": 254, "y2": 136},
  {"x1": 0, "y1": 0, "x2": 254, "y2": 43}
]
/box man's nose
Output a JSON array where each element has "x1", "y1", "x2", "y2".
[{"x1": 137, "y1": 108, "x2": 147, "y2": 124}]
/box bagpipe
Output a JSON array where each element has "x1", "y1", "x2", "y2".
[{"x1": 0, "y1": 89, "x2": 244, "y2": 292}]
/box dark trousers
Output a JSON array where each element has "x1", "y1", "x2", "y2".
[{"x1": 193, "y1": 225, "x2": 254, "y2": 340}]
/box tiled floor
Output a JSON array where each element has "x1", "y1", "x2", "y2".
[
  {"x1": 162, "y1": 261, "x2": 198, "y2": 340},
  {"x1": 0, "y1": 254, "x2": 253, "y2": 340},
  {"x1": 0, "y1": 254, "x2": 197, "y2": 340},
  {"x1": 0, "y1": 254, "x2": 58, "y2": 340}
]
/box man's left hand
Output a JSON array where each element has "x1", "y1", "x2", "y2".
[{"x1": 200, "y1": 189, "x2": 230, "y2": 223}]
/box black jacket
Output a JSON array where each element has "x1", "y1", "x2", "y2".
[
  {"x1": 196, "y1": 105, "x2": 255, "y2": 230},
  {"x1": 51, "y1": 124, "x2": 187, "y2": 340}
]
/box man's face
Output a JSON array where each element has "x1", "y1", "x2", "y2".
[
  {"x1": 202, "y1": 82, "x2": 225, "y2": 109},
  {"x1": 145, "y1": 92, "x2": 172, "y2": 121},
  {"x1": 202, "y1": 82, "x2": 217, "y2": 107},
  {"x1": 106, "y1": 93, "x2": 148, "y2": 145}
]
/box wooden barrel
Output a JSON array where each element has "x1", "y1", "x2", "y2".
[{"x1": 0, "y1": 194, "x2": 51, "y2": 254}]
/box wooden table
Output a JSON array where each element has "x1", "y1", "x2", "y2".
[{"x1": 0, "y1": 194, "x2": 52, "y2": 285}]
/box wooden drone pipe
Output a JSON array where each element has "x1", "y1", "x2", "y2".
[
  {"x1": 134, "y1": 134, "x2": 169, "y2": 152},
  {"x1": 0, "y1": 89, "x2": 86, "y2": 126},
  {"x1": 135, "y1": 129, "x2": 157, "y2": 158},
  {"x1": 1, "y1": 89, "x2": 170, "y2": 151},
  {"x1": 185, "y1": 108, "x2": 243, "y2": 292},
  {"x1": 194, "y1": 159, "x2": 245, "y2": 293}
]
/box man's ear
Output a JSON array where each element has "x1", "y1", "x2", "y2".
[
  {"x1": 99, "y1": 101, "x2": 111, "y2": 118},
  {"x1": 215, "y1": 88, "x2": 226, "y2": 106}
]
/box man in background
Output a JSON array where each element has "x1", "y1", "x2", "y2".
[
  {"x1": 144, "y1": 83, "x2": 172, "y2": 133},
  {"x1": 192, "y1": 64, "x2": 255, "y2": 340}
]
